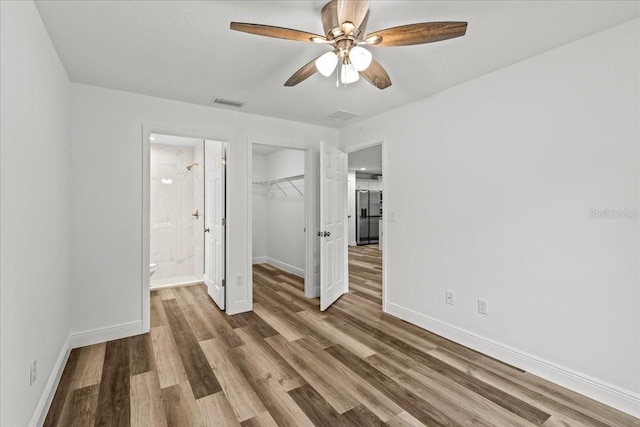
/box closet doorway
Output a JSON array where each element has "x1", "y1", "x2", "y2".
[{"x1": 250, "y1": 144, "x2": 312, "y2": 302}]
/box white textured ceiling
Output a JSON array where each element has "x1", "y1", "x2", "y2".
[{"x1": 35, "y1": 1, "x2": 639, "y2": 128}]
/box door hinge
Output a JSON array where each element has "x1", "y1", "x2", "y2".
[
  {"x1": 222, "y1": 279, "x2": 226, "y2": 288},
  {"x1": 222, "y1": 218, "x2": 226, "y2": 226}
]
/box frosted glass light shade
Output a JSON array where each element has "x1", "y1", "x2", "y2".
[
  {"x1": 315, "y1": 51, "x2": 338, "y2": 77},
  {"x1": 340, "y1": 63, "x2": 360, "y2": 84},
  {"x1": 349, "y1": 46, "x2": 372, "y2": 71}
]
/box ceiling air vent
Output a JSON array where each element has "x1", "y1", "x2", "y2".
[
  {"x1": 324, "y1": 110, "x2": 358, "y2": 122},
  {"x1": 210, "y1": 96, "x2": 245, "y2": 108}
]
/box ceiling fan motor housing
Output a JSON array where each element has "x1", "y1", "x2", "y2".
[
  {"x1": 321, "y1": 1, "x2": 340, "y2": 35},
  {"x1": 322, "y1": 0, "x2": 364, "y2": 42}
]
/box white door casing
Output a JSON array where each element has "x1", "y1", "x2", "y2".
[
  {"x1": 320, "y1": 142, "x2": 348, "y2": 311},
  {"x1": 204, "y1": 140, "x2": 226, "y2": 310}
]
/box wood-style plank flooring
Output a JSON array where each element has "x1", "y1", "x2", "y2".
[{"x1": 45, "y1": 245, "x2": 639, "y2": 426}]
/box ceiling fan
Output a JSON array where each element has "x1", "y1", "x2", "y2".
[{"x1": 230, "y1": 0, "x2": 467, "y2": 90}]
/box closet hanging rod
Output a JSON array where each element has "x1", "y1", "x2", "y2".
[{"x1": 252, "y1": 174, "x2": 304, "y2": 186}]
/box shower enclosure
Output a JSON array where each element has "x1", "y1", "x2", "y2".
[{"x1": 150, "y1": 135, "x2": 205, "y2": 288}]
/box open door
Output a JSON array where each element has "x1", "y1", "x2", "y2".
[
  {"x1": 204, "y1": 140, "x2": 226, "y2": 310},
  {"x1": 320, "y1": 141, "x2": 348, "y2": 311}
]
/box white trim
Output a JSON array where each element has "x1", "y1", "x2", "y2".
[
  {"x1": 29, "y1": 336, "x2": 71, "y2": 427},
  {"x1": 247, "y1": 139, "x2": 254, "y2": 314},
  {"x1": 386, "y1": 301, "x2": 640, "y2": 418},
  {"x1": 265, "y1": 257, "x2": 304, "y2": 278},
  {"x1": 142, "y1": 125, "x2": 151, "y2": 333},
  {"x1": 70, "y1": 321, "x2": 143, "y2": 349},
  {"x1": 252, "y1": 256, "x2": 267, "y2": 264},
  {"x1": 149, "y1": 281, "x2": 204, "y2": 291},
  {"x1": 228, "y1": 300, "x2": 252, "y2": 316},
  {"x1": 380, "y1": 138, "x2": 388, "y2": 313}
]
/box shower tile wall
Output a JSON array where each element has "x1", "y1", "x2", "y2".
[
  {"x1": 192, "y1": 142, "x2": 204, "y2": 275},
  {"x1": 150, "y1": 143, "x2": 203, "y2": 281}
]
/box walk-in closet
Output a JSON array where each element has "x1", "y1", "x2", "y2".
[{"x1": 252, "y1": 145, "x2": 306, "y2": 282}]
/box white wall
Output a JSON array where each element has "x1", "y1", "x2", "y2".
[
  {"x1": 265, "y1": 149, "x2": 306, "y2": 276},
  {"x1": 0, "y1": 2, "x2": 71, "y2": 426},
  {"x1": 340, "y1": 18, "x2": 640, "y2": 415},
  {"x1": 70, "y1": 83, "x2": 338, "y2": 337}
]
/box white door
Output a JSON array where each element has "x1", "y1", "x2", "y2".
[
  {"x1": 320, "y1": 141, "x2": 348, "y2": 311},
  {"x1": 204, "y1": 140, "x2": 226, "y2": 310}
]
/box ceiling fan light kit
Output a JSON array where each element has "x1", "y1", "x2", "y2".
[
  {"x1": 349, "y1": 46, "x2": 372, "y2": 71},
  {"x1": 230, "y1": 0, "x2": 467, "y2": 90},
  {"x1": 341, "y1": 63, "x2": 360, "y2": 85},
  {"x1": 316, "y1": 51, "x2": 339, "y2": 77}
]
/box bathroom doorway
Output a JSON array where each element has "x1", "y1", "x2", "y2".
[{"x1": 149, "y1": 134, "x2": 206, "y2": 288}]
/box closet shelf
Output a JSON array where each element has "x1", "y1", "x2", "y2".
[{"x1": 253, "y1": 174, "x2": 304, "y2": 197}]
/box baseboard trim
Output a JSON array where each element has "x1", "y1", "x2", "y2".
[
  {"x1": 149, "y1": 280, "x2": 203, "y2": 291},
  {"x1": 70, "y1": 321, "x2": 143, "y2": 349},
  {"x1": 385, "y1": 301, "x2": 640, "y2": 418},
  {"x1": 252, "y1": 256, "x2": 267, "y2": 264},
  {"x1": 228, "y1": 300, "x2": 252, "y2": 316},
  {"x1": 29, "y1": 335, "x2": 71, "y2": 427},
  {"x1": 265, "y1": 257, "x2": 304, "y2": 278}
]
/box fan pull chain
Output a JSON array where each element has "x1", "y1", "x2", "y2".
[{"x1": 336, "y1": 61, "x2": 340, "y2": 88}]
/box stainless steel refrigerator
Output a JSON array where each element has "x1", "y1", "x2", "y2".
[{"x1": 356, "y1": 190, "x2": 382, "y2": 245}]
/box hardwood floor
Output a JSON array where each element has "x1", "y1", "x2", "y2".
[{"x1": 45, "y1": 245, "x2": 638, "y2": 426}]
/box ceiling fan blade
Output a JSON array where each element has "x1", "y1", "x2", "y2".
[
  {"x1": 337, "y1": 0, "x2": 369, "y2": 30},
  {"x1": 230, "y1": 22, "x2": 325, "y2": 43},
  {"x1": 366, "y1": 22, "x2": 467, "y2": 47},
  {"x1": 360, "y1": 58, "x2": 391, "y2": 90},
  {"x1": 357, "y1": 10, "x2": 369, "y2": 40},
  {"x1": 284, "y1": 56, "x2": 321, "y2": 87}
]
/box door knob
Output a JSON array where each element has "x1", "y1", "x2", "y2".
[
  {"x1": 317, "y1": 231, "x2": 322, "y2": 237},
  {"x1": 204, "y1": 227, "x2": 210, "y2": 233},
  {"x1": 324, "y1": 231, "x2": 331, "y2": 237}
]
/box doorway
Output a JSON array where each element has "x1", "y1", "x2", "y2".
[
  {"x1": 146, "y1": 132, "x2": 227, "y2": 311},
  {"x1": 347, "y1": 144, "x2": 383, "y2": 247},
  {"x1": 250, "y1": 144, "x2": 310, "y2": 300},
  {"x1": 149, "y1": 134, "x2": 205, "y2": 289},
  {"x1": 346, "y1": 143, "x2": 384, "y2": 309}
]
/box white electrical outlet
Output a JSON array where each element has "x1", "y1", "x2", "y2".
[
  {"x1": 30, "y1": 360, "x2": 37, "y2": 385},
  {"x1": 236, "y1": 275, "x2": 243, "y2": 286},
  {"x1": 478, "y1": 299, "x2": 488, "y2": 315},
  {"x1": 445, "y1": 291, "x2": 454, "y2": 305}
]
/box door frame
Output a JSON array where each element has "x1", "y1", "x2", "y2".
[
  {"x1": 344, "y1": 139, "x2": 388, "y2": 312},
  {"x1": 247, "y1": 141, "x2": 315, "y2": 304},
  {"x1": 142, "y1": 124, "x2": 229, "y2": 332}
]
